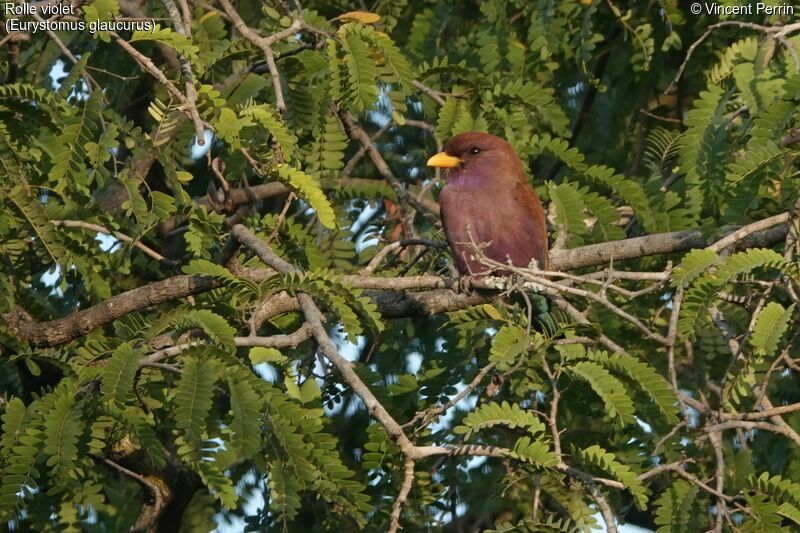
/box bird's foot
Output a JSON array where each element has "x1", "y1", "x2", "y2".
[
  {"x1": 454, "y1": 276, "x2": 474, "y2": 295},
  {"x1": 505, "y1": 273, "x2": 525, "y2": 293}
]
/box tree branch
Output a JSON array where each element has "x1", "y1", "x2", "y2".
[
  {"x1": 53, "y1": 220, "x2": 176, "y2": 264},
  {"x1": 4, "y1": 213, "x2": 791, "y2": 348},
  {"x1": 389, "y1": 456, "x2": 416, "y2": 533},
  {"x1": 4, "y1": 276, "x2": 219, "y2": 347}
]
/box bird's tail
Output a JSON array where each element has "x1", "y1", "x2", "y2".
[{"x1": 528, "y1": 294, "x2": 559, "y2": 337}]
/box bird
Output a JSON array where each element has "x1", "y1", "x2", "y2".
[
  {"x1": 426, "y1": 131, "x2": 549, "y2": 277},
  {"x1": 427, "y1": 132, "x2": 554, "y2": 333}
]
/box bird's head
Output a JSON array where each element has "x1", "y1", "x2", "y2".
[{"x1": 426, "y1": 132, "x2": 525, "y2": 186}]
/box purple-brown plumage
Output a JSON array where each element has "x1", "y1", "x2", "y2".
[{"x1": 427, "y1": 132, "x2": 548, "y2": 276}]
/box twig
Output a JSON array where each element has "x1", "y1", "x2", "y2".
[
  {"x1": 341, "y1": 121, "x2": 392, "y2": 178},
  {"x1": 110, "y1": 31, "x2": 187, "y2": 103},
  {"x1": 638, "y1": 458, "x2": 694, "y2": 481},
  {"x1": 217, "y1": 0, "x2": 303, "y2": 113},
  {"x1": 412, "y1": 80, "x2": 446, "y2": 105},
  {"x1": 780, "y1": 128, "x2": 800, "y2": 148},
  {"x1": 389, "y1": 457, "x2": 416, "y2": 533},
  {"x1": 551, "y1": 296, "x2": 629, "y2": 355},
  {"x1": 548, "y1": 377, "x2": 563, "y2": 459},
  {"x1": 162, "y1": 0, "x2": 205, "y2": 144},
  {"x1": 708, "y1": 430, "x2": 726, "y2": 532},
  {"x1": 234, "y1": 325, "x2": 312, "y2": 348},
  {"x1": 592, "y1": 485, "x2": 619, "y2": 533},
  {"x1": 652, "y1": 422, "x2": 687, "y2": 457},
  {"x1": 360, "y1": 239, "x2": 447, "y2": 275},
  {"x1": 708, "y1": 212, "x2": 791, "y2": 253},
  {"x1": 103, "y1": 458, "x2": 169, "y2": 531},
  {"x1": 704, "y1": 420, "x2": 800, "y2": 448},
  {"x1": 266, "y1": 192, "x2": 296, "y2": 245},
  {"x1": 140, "y1": 361, "x2": 182, "y2": 374},
  {"x1": 640, "y1": 108, "x2": 682, "y2": 124},
  {"x1": 361, "y1": 241, "x2": 403, "y2": 274},
  {"x1": 720, "y1": 401, "x2": 800, "y2": 420},
  {"x1": 668, "y1": 21, "x2": 800, "y2": 93},
  {"x1": 231, "y1": 224, "x2": 418, "y2": 456},
  {"x1": 476, "y1": 255, "x2": 669, "y2": 345},
  {"x1": 667, "y1": 287, "x2": 688, "y2": 418},
  {"x1": 337, "y1": 109, "x2": 435, "y2": 221},
  {"x1": 32, "y1": 13, "x2": 101, "y2": 93},
  {"x1": 749, "y1": 384, "x2": 800, "y2": 447},
  {"x1": 404, "y1": 361, "x2": 497, "y2": 430},
  {"x1": 53, "y1": 220, "x2": 176, "y2": 264},
  {"x1": 140, "y1": 340, "x2": 205, "y2": 366},
  {"x1": 647, "y1": 458, "x2": 733, "y2": 502}
]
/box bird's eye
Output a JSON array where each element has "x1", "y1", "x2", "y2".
[{"x1": 468, "y1": 147, "x2": 481, "y2": 155}]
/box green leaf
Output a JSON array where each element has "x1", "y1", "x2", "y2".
[
  {"x1": 597, "y1": 352, "x2": 679, "y2": 423},
  {"x1": 174, "y1": 357, "x2": 219, "y2": 447},
  {"x1": 364, "y1": 27, "x2": 414, "y2": 89},
  {"x1": 672, "y1": 249, "x2": 720, "y2": 288},
  {"x1": 579, "y1": 444, "x2": 648, "y2": 510},
  {"x1": 213, "y1": 107, "x2": 248, "y2": 149},
  {"x1": 750, "y1": 303, "x2": 794, "y2": 357},
  {"x1": 436, "y1": 97, "x2": 465, "y2": 141},
  {"x1": 227, "y1": 373, "x2": 262, "y2": 460},
  {"x1": 0, "y1": 398, "x2": 27, "y2": 456},
  {"x1": 454, "y1": 401, "x2": 546, "y2": 439},
  {"x1": 195, "y1": 461, "x2": 237, "y2": 509},
  {"x1": 182, "y1": 258, "x2": 237, "y2": 281},
  {"x1": 304, "y1": 112, "x2": 348, "y2": 179},
  {"x1": 679, "y1": 248, "x2": 785, "y2": 339},
  {"x1": 100, "y1": 342, "x2": 141, "y2": 407},
  {"x1": 240, "y1": 103, "x2": 298, "y2": 160},
  {"x1": 40, "y1": 386, "x2": 82, "y2": 479},
  {"x1": 508, "y1": 436, "x2": 558, "y2": 468},
  {"x1": 130, "y1": 25, "x2": 200, "y2": 61},
  {"x1": 48, "y1": 91, "x2": 102, "y2": 186},
  {"x1": 173, "y1": 310, "x2": 236, "y2": 349},
  {"x1": 339, "y1": 25, "x2": 379, "y2": 111},
  {"x1": 568, "y1": 361, "x2": 636, "y2": 425},
  {"x1": 184, "y1": 206, "x2": 225, "y2": 259},
  {"x1": 120, "y1": 174, "x2": 151, "y2": 225},
  {"x1": 0, "y1": 398, "x2": 40, "y2": 520},
  {"x1": 274, "y1": 165, "x2": 337, "y2": 229},
  {"x1": 548, "y1": 181, "x2": 588, "y2": 247},
  {"x1": 300, "y1": 379, "x2": 321, "y2": 404},
  {"x1": 83, "y1": 0, "x2": 120, "y2": 42},
  {"x1": 150, "y1": 191, "x2": 176, "y2": 220},
  {"x1": 4, "y1": 185, "x2": 69, "y2": 265},
  {"x1": 778, "y1": 502, "x2": 800, "y2": 527},
  {"x1": 268, "y1": 460, "x2": 303, "y2": 523},
  {"x1": 249, "y1": 347, "x2": 288, "y2": 365},
  {"x1": 654, "y1": 479, "x2": 701, "y2": 532},
  {"x1": 489, "y1": 325, "x2": 531, "y2": 370},
  {"x1": 748, "y1": 472, "x2": 800, "y2": 507}
]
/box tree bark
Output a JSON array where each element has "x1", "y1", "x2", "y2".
[{"x1": 2, "y1": 216, "x2": 790, "y2": 348}]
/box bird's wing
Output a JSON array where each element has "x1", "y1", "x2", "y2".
[{"x1": 506, "y1": 180, "x2": 549, "y2": 270}]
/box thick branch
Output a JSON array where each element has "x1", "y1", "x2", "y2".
[
  {"x1": 4, "y1": 276, "x2": 218, "y2": 347},
  {"x1": 4, "y1": 214, "x2": 791, "y2": 347}
]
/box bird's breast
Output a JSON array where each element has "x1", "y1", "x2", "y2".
[{"x1": 440, "y1": 182, "x2": 548, "y2": 275}]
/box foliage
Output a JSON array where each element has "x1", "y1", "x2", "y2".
[{"x1": 0, "y1": 0, "x2": 798, "y2": 531}]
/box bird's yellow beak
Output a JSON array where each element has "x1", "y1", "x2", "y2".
[{"x1": 426, "y1": 152, "x2": 461, "y2": 168}]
